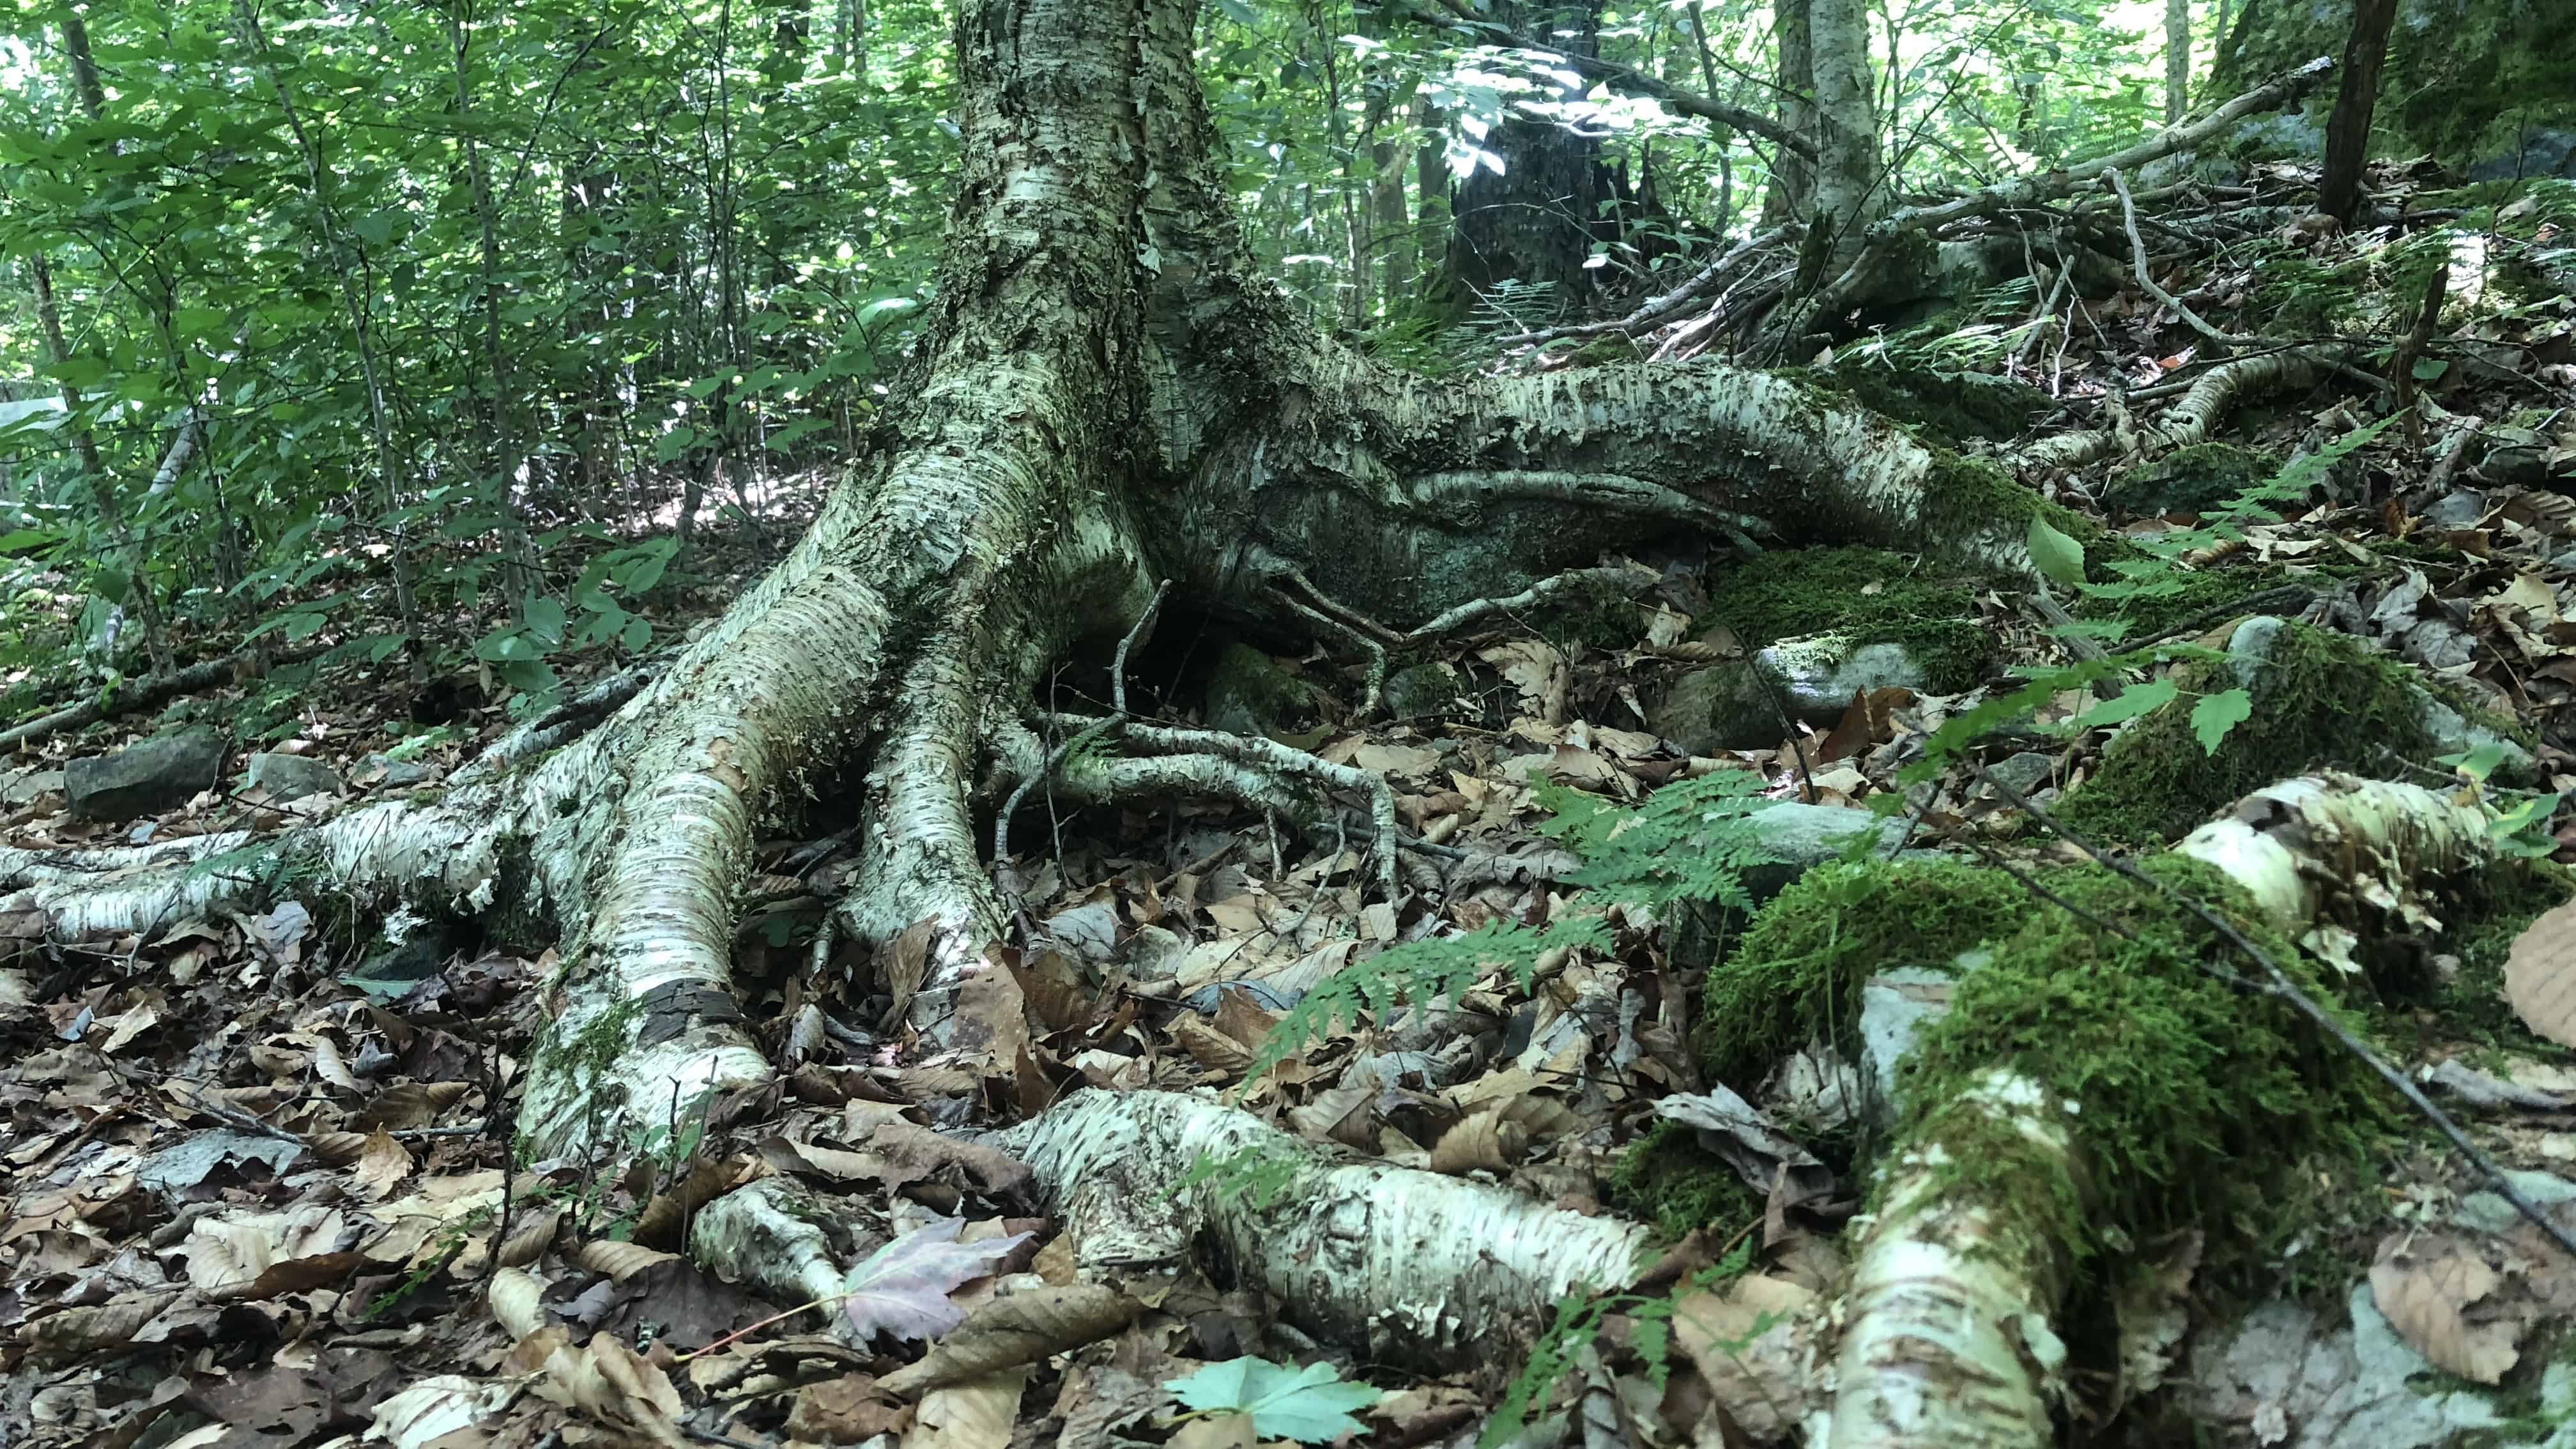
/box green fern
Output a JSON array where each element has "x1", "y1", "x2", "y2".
[
  {"x1": 1245, "y1": 770, "x2": 1788, "y2": 1080},
  {"x1": 1485, "y1": 1234, "x2": 1759, "y2": 1446}
]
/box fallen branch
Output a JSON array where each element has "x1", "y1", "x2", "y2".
[
  {"x1": 0, "y1": 646, "x2": 321, "y2": 753},
  {"x1": 1496, "y1": 226, "x2": 1795, "y2": 350}
]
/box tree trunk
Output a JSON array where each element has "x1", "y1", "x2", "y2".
[
  {"x1": 1764, "y1": 0, "x2": 1816, "y2": 223},
  {"x1": 1447, "y1": 0, "x2": 1620, "y2": 303},
  {"x1": 1805, "y1": 0, "x2": 1883, "y2": 252},
  {"x1": 2165, "y1": 0, "x2": 2192, "y2": 123},
  {"x1": 2319, "y1": 0, "x2": 2398, "y2": 222}
]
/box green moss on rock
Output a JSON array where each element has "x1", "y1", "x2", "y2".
[
  {"x1": 1700, "y1": 857, "x2": 2027, "y2": 1084},
  {"x1": 2058, "y1": 620, "x2": 2450, "y2": 843},
  {"x1": 1698, "y1": 546, "x2": 1995, "y2": 693},
  {"x1": 2103, "y1": 442, "x2": 2281, "y2": 518}
]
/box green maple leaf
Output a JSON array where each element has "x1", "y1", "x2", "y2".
[{"x1": 1167, "y1": 1358, "x2": 1380, "y2": 1443}]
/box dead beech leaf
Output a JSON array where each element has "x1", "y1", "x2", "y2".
[
  {"x1": 901, "y1": 1369, "x2": 1027, "y2": 1449},
  {"x1": 307, "y1": 1131, "x2": 369, "y2": 1166},
  {"x1": 496, "y1": 1206, "x2": 563, "y2": 1268},
  {"x1": 489, "y1": 1266, "x2": 546, "y2": 1338},
  {"x1": 2369, "y1": 1234, "x2": 2527, "y2": 1383},
  {"x1": 21, "y1": 1291, "x2": 180, "y2": 1363},
  {"x1": 312, "y1": 1036, "x2": 362, "y2": 1091},
  {"x1": 1427, "y1": 1109, "x2": 1520, "y2": 1175},
  {"x1": 349, "y1": 1129, "x2": 412, "y2": 1200},
  {"x1": 579, "y1": 1239, "x2": 680, "y2": 1281},
  {"x1": 881, "y1": 1285, "x2": 1140, "y2": 1397},
  {"x1": 353, "y1": 1080, "x2": 473, "y2": 1131},
  {"x1": 789, "y1": 1373, "x2": 912, "y2": 1443},
  {"x1": 1671, "y1": 1275, "x2": 1815, "y2": 1443},
  {"x1": 1170, "y1": 1013, "x2": 1253, "y2": 1076},
  {"x1": 1167, "y1": 1411, "x2": 1257, "y2": 1449},
  {"x1": 2505, "y1": 899, "x2": 2576, "y2": 1048},
  {"x1": 369, "y1": 1376, "x2": 521, "y2": 1449},
  {"x1": 543, "y1": 1334, "x2": 689, "y2": 1446}
]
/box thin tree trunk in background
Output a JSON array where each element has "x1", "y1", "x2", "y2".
[
  {"x1": 2211, "y1": 0, "x2": 2234, "y2": 88},
  {"x1": 2319, "y1": 0, "x2": 2398, "y2": 222},
  {"x1": 1683, "y1": 3, "x2": 1736, "y2": 234},
  {"x1": 448, "y1": 2, "x2": 539, "y2": 607},
  {"x1": 30, "y1": 255, "x2": 173, "y2": 675},
  {"x1": 1764, "y1": 0, "x2": 1815, "y2": 222},
  {"x1": 2165, "y1": 0, "x2": 2191, "y2": 123},
  {"x1": 235, "y1": 0, "x2": 424, "y2": 653},
  {"x1": 1413, "y1": 95, "x2": 1448, "y2": 296},
  {"x1": 1805, "y1": 0, "x2": 1882, "y2": 252},
  {"x1": 49, "y1": 15, "x2": 173, "y2": 675}
]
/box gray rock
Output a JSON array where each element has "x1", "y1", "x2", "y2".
[
  {"x1": 360, "y1": 753, "x2": 436, "y2": 788},
  {"x1": 1, "y1": 767, "x2": 63, "y2": 806},
  {"x1": 2229, "y1": 615, "x2": 2534, "y2": 783},
  {"x1": 1651, "y1": 636, "x2": 1929, "y2": 753},
  {"x1": 65, "y1": 728, "x2": 224, "y2": 820},
  {"x1": 1383, "y1": 661, "x2": 1466, "y2": 721},
  {"x1": 1767, "y1": 638, "x2": 1928, "y2": 720},
  {"x1": 2422, "y1": 487, "x2": 2490, "y2": 526},
  {"x1": 2188, "y1": 1284, "x2": 2516, "y2": 1449},
  {"x1": 244, "y1": 751, "x2": 342, "y2": 801},
  {"x1": 1201, "y1": 641, "x2": 1313, "y2": 739},
  {"x1": 1981, "y1": 751, "x2": 2057, "y2": 799},
  {"x1": 1649, "y1": 659, "x2": 1776, "y2": 755}
]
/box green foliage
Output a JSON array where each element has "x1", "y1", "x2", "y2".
[
  {"x1": 1486, "y1": 1235, "x2": 1758, "y2": 1448},
  {"x1": 1701, "y1": 857, "x2": 2027, "y2": 1084},
  {"x1": 1165, "y1": 1357, "x2": 1379, "y2": 1443},
  {"x1": 1603, "y1": 1117, "x2": 1759, "y2": 1240},
  {"x1": 1250, "y1": 770, "x2": 1786, "y2": 1079},
  {"x1": 1181, "y1": 1145, "x2": 1304, "y2": 1211}
]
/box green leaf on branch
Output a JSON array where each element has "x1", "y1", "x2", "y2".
[
  {"x1": 2073, "y1": 678, "x2": 2177, "y2": 729},
  {"x1": 2027, "y1": 514, "x2": 2087, "y2": 588},
  {"x1": 1165, "y1": 1358, "x2": 1379, "y2": 1443},
  {"x1": 2189, "y1": 688, "x2": 2253, "y2": 755}
]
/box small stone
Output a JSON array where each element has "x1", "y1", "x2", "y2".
[
  {"x1": 1859, "y1": 967, "x2": 1961, "y2": 1124},
  {"x1": 2421, "y1": 487, "x2": 2490, "y2": 526},
  {"x1": 1982, "y1": 751, "x2": 2057, "y2": 799},
  {"x1": 1765, "y1": 638, "x2": 1928, "y2": 721},
  {"x1": 1, "y1": 767, "x2": 63, "y2": 806},
  {"x1": 1648, "y1": 659, "x2": 1775, "y2": 755},
  {"x1": 1200, "y1": 641, "x2": 1312, "y2": 739},
  {"x1": 65, "y1": 728, "x2": 225, "y2": 821},
  {"x1": 244, "y1": 751, "x2": 343, "y2": 801}
]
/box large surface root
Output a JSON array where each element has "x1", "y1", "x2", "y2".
[{"x1": 997, "y1": 1087, "x2": 1652, "y2": 1370}]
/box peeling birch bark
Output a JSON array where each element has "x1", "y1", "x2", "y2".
[
  {"x1": 1817, "y1": 774, "x2": 2499, "y2": 1449},
  {"x1": 998, "y1": 1088, "x2": 1651, "y2": 1368}
]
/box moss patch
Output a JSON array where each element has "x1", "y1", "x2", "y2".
[
  {"x1": 2058, "y1": 620, "x2": 2450, "y2": 843},
  {"x1": 2103, "y1": 442, "x2": 2281, "y2": 518},
  {"x1": 1604, "y1": 1118, "x2": 1762, "y2": 1240},
  {"x1": 1894, "y1": 854, "x2": 2386, "y2": 1266},
  {"x1": 1802, "y1": 365, "x2": 2052, "y2": 445},
  {"x1": 1700, "y1": 857, "x2": 2027, "y2": 1084},
  {"x1": 1697, "y1": 546, "x2": 1995, "y2": 692}
]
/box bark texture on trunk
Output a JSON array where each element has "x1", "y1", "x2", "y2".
[
  {"x1": 1446, "y1": 0, "x2": 1620, "y2": 302},
  {"x1": 2318, "y1": 0, "x2": 2398, "y2": 222}
]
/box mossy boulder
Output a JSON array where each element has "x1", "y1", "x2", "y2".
[
  {"x1": 2103, "y1": 442, "x2": 2280, "y2": 518},
  {"x1": 1696, "y1": 547, "x2": 1994, "y2": 691},
  {"x1": 2058, "y1": 617, "x2": 2529, "y2": 843},
  {"x1": 1604, "y1": 1117, "x2": 1762, "y2": 1239},
  {"x1": 1201, "y1": 642, "x2": 1317, "y2": 738},
  {"x1": 1650, "y1": 637, "x2": 1935, "y2": 753}
]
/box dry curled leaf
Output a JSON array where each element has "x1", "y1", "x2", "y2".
[
  {"x1": 2505, "y1": 898, "x2": 2576, "y2": 1048},
  {"x1": 353, "y1": 1080, "x2": 473, "y2": 1131},
  {"x1": 496, "y1": 1206, "x2": 563, "y2": 1268},
  {"x1": 579, "y1": 1238, "x2": 680, "y2": 1281},
  {"x1": 881, "y1": 1285, "x2": 1140, "y2": 1397},
  {"x1": 489, "y1": 1266, "x2": 546, "y2": 1338},
  {"x1": 843, "y1": 1217, "x2": 1036, "y2": 1345},
  {"x1": 20, "y1": 1292, "x2": 179, "y2": 1363},
  {"x1": 2370, "y1": 1233, "x2": 2529, "y2": 1383}
]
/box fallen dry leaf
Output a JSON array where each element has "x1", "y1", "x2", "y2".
[{"x1": 2506, "y1": 898, "x2": 2576, "y2": 1048}]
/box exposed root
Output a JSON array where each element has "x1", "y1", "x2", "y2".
[
  {"x1": 997, "y1": 1087, "x2": 1650, "y2": 1370},
  {"x1": 1031, "y1": 711, "x2": 1400, "y2": 900},
  {"x1": 2014, "y1": 348, "x2": 2322, "y2": 471},
  {"x1": 1819, "y1": 773, "x2": 2501, "y2": 1449}
]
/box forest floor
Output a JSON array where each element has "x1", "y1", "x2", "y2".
[{"x1": 8, "y1": 162, "x2": 2576, "y2": 1449}]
